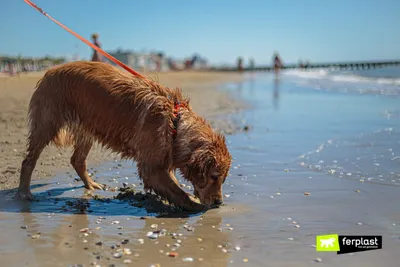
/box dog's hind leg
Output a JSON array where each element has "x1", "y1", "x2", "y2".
[
  {"x1": 70, "y1": 136, "x2": 104, "y2": 190},
  {"x1": 138, "y1": 163, "x2": 205, "y2": 211},
  {"x1": 15, "y1": 127, "x2": 57, "y2": 200}
]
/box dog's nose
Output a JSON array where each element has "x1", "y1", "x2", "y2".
[{"x1": 213, "y1": 199, "x2": 223, "y2": 206}]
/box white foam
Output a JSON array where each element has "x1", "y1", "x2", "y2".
[
  {"x1": 285, "y1": 69, "x2": 400, "y2": 85},
  {"x1": 283, "y1": 68, "x2": 400, "y2": 95},
  {"x1": 284, "y1": 69, "x2": 328, "y2": 80}
]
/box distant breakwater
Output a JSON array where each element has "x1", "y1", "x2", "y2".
[{"x1": 210, "y1": 60, "x2": 400, "y2": 72}]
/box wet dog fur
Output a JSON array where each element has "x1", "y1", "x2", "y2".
[{"x1": 15, "y1": 61, "x2": 232, "y2": 211}]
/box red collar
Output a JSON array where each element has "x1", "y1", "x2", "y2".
[{"x1": 172, "y1": 100, "x2": 185, "y2": 140}]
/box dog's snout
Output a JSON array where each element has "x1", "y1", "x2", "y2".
[{"x1": 213, "y1": 199, "x2": 223, "y2": 206}]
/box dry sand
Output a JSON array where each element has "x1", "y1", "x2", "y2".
[{"x1": 0, "y1": 70, "x2": 247, "y2": 190}]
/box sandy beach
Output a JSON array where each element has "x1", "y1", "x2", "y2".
[
  {"x1": 0, "y1": 67, "x2": 399, "y2": 267},
  {"x1": 0, "y1": 70, "x2": 247, "y2": 190}
]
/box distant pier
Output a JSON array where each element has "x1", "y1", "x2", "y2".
[{"x1": 210, "y1": 60, "x2": 400, "y2": 72}]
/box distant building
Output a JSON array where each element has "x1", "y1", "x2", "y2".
[
  {"x1": 108, "y1": 49, "x2": 138, "y2": 69},
  {"x1": 106, "y1": 49, "x2": 209, "y2": 72},
  {"x1": 0, "y1": 56, "x2": 64, "y2": 73},
  {"x1": 107, "y1": 49, "x2": 170, "y2": 72}
]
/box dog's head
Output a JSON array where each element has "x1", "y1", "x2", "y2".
[{"x1": 181, "y1": 133, "x2": 232, "y2": 208}]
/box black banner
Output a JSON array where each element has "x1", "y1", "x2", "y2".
[{"x1": 337, "y1": 235, "x2": 382, "y2": 254}]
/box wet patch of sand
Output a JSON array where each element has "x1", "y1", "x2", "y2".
[
  {"x1": 1, "y1": 146, "x2": 398, "y2": 267},
  {"x1": 0, "y1": 159, "x2": 252, "y2": 267}
]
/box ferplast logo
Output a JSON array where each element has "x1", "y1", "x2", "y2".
[
  {"x1": 316, "y1": 234, "x2": 383, "y2": 254},
  {"x1": 316, "y1": 234, "x2": 340, "y2": 252}
]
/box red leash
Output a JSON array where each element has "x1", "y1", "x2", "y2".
[
  {"x1": 23, "y1": 0, "x2": 146, "y2": 79},
  {"x1": 24, "y1": 0, "x2": 185, "y2": 139}
]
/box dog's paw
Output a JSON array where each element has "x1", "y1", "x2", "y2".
[
  {"x1": 14, "y1": 191, "x2": 34, "y2": 201},
  {"x1": 85, "y1": 181, "x2": 105, "y2": 190},
  {"x1": 180, "y1": 197, "x2": 207, "y2": 212}
]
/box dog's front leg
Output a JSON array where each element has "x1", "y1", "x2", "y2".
[{"x1": 138, "y1": 163, "x2": 206, "y2": 211}]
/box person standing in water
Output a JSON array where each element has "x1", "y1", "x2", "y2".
[
  {"x1": 273, "y1": 51, "x2": 283, "y2": 75},
  {"x1": 91, "y1": 33, "x2": 102, "y2": 62},
  {"x1": 237, "y1": 57, "x2": 243, "y2": 72}
]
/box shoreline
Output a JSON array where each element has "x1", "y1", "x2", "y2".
[{"x1": 0, "y1": 70, "x2": 248, "y2": 190}]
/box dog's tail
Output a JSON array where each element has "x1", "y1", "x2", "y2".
[{"x1": 52, "y1": 128, "x2": 75, "y2": 148}]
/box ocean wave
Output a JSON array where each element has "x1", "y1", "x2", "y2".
[
  {"x1": 282, "y1": 67, "x2": 400, "y2": 95},
  {"x1": 284, "y1": 69, "x2": 400, "y2": 86}
]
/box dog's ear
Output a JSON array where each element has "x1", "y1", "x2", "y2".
[
  {"x1": 188, "y1": 149, "x2": 217, "y2": 182},
  {"x1": 204, "y1": 156, "x2": 217, "y2": 176},
  {"x1": 189, "y1": 149, "x2": 216, "y2": 170}
]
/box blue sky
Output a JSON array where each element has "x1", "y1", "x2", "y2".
[{"x1": 1, "y1": 0, "x2": 399, "y2": 65}]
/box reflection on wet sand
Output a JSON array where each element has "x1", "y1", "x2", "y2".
[
  {"x1": 273, "y1": 76, "x2": 280, "y2": 110},
  {"x1": 236, "y1": 80, "x2": 243, "y2": 95},
  {"x1": 126, "y1": 211, "x2": 231, "y2": 267},
  {"x1": 248, "y1": 74, "x2": 255, "y2": 96},
  {"x1": 0, "y1": 174, "x2": 234, "y2": 267},
  {"x1": 0, "y1": 185, "x2": 100, "y2": 266}
]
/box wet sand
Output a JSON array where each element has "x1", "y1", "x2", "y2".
[
  {"x1": 223, "y1": 74, "x2": 400, "y2": 266},
  {"x1": 0, "y1": 70, "x2": 247, "y2": 190},
  {"x1": 0, "y1": 71, "x2": 399, "y2": 267},
  {"x1": 0, "y1": 160, "x2": 253, "y2": 267}
]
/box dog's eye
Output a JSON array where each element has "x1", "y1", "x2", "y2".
[{"x1": 211, "y1": 175, "x2": 219, "y2": 181}]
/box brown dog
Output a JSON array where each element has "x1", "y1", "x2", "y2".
[{"x1": 15, "y1": 61, "x2": 232, "y2": 211}]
